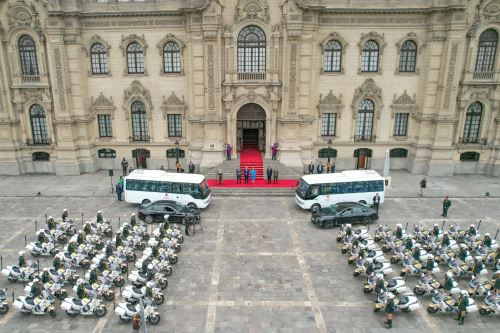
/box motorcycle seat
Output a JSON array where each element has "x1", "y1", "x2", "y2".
[
  {"x1": 25, "y1": 297, "x2": 35, "y2": 305},
  {"x1": 138, "y1": 272, "x2": 147, "y2": 278},
  {"x1": 398, "y1": 296, "x2": 409, "y2": 305},
  {"x1": 73, "y1": 298, "x2": 83, "y2": 306},
  {"x1": 132, "y1": 287, "x2": 142, "y2": 294},
  {"x1": 126, "y1": 303, "x2": 136, "y2": 312},
  {"x1": 388, "y1": 280, "x2": 396, "y2": 288},
  {"x1": 12, "y1": 266, "x2": 20, "y2": 273}
]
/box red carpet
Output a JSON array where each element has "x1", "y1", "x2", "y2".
[
  {"x1": 208, "y1": 179, "x2": 298, "y2": 188},
  {"x1": 239, "y1": 148, "x2": 264, "y2": 179}
]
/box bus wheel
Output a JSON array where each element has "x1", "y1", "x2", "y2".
[
  {"x1": 359, "y1": 200, "x2": 367, "y2": 205},
  {"x1": 187, "y1": 202, "x2": 197, "y2": 209},
  {"x1": 142, "y1": 199, "x2": 151, "y2": 205},
  {"x1": 311, "y1": 204, "x2": 320, "y2": 212}
]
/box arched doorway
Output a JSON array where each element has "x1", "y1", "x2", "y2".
[
  {"x1": 354, "y1": 148, "x2": 372, "y2": 169},
  {"x1": 132, "y1": 148, "x2": 150, "y2": 169},
  {"x1": 237, "y1": 103, "x2": 266, "y2": 152}
]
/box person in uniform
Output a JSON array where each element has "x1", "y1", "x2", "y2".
[
  {"x1": 404, "y1": 235, "x2": 413, "y2": 251},
  {"x1": 61, "y1": 209, "x2": 68, "y2": 222},
  {"x1": 458, "y1": 244, "x2": 468, "y2": 261},
  {"x1": 441, "y1": 231, "x2": 451, "y2": 248},
  {"x1": 115, "y1": 232, "x2": 123, "y2": 248},
  {"x1": 122, "y1": 224, "x2": 130, "y2": 238},
  {"x1": 76, "y1": 280, "x2": 87, "y2": 299},
  {"x1": 184, "y1": 216, "x2": 191, "y2": 236},
  {"x1": 374, "y1": 274, "x2": 387, "y2": 300},
  {"x1": 52, "y1": 255, "x2": 62, "y2": 270},
  {"x1": 145, "y1": 281, "x2": 154, "y2": 302},
  {"x1": 30, "y1": 278, "x2": 43, "y2": 298},
  {"x1": 37, "y1": 231, "x2": 48, "y2": 244},
  {"x1": 365, "y1": 259, "x2": 374, "y2": 282},
  {"x1": 384, "y1": 293, "x2": 395, "y2": 329},
  {"x1": 413, "y1": 244, "x2": 421, "y2": 262},
  {"x1": 468, "y1": 224, "x2": 477, "y2": 237},
  {"x1": 67, "y1": 241, "x2": 77, "y2": 255},
  {"x1": 493, "y1": 271, "x2": 500, "y2": 294},
  {"x1": 47, "y1": 216, "x2": 57, "y2": 231},
  {"x1": 96, "y1": 211, "x2": 104, "y2": 223},
  {"x1": 76, "y1": 231, "x2": 85, "y2": 245},
  {"x1": 472, "y1": 257, "x2": 484, "y2": 278},
  {"x1": 40, "y1": 268, "x2": 50, "y2": 284},
  {"x1": 432, "y1": 224, "x2": 440, "y2": 240},
  {"x1": 151, "y1": 245, "x2": 159, "y2": 258},
  {"x1": 443, "y1": 271, "x2": 454, "y2": 296},
  {"x1": 395, "y1": 224, "x2": 403, "y2": 240},
  {"x1": 483, "y1": 233, "x2": 493, "y2": 248},
  {"x1": 425, "y1": 257, "x2": 435, "y2": 275},
  {"x1": 130, "y1": 213, "x2": 137, "y2": 227},
  {"x1": 141, "y1": 258, "x2": 150, "y2": 274},
  {"x1": 18, "y1": 251, "x2": 26, "y2": 267},
  {"x1": 89, "y1": 265, "x2": 99, "y2": 284},
  {"x1": 83, "y1": 222, "x2": 93, "y2": 235},
  {"x1": 456, "y1": 290, "x2": 469, "y2": 325},
  {"x1": 98, "y1": 258, "x2": 108, "y2": 272},
  {"x1": 105, "y1": 241, "x2": 113, "y2": 257},
  {"x1": 441, "y1": 196, "x2": 451, "y2": 218}
]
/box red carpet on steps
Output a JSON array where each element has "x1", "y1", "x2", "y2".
[
  {"x1": 207, "y1": 179, "x2": 298, "y2": 188},
  {"x1": 239, "y1": 148, "x2": 264, "y2": 179}
]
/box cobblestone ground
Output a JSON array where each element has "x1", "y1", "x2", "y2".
[{"x1": 0, "y1": 175, "x2": 499, "y2": 332}]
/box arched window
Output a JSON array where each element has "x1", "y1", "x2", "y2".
[
  {"x1": 399, "y1": 40, "x2": 417, "y2": 72},
  {"x1": 361, "y1": 40, "x2": 379, "y2": 72},
  {"x1": 462, "y1": 102, "x2": 482, "y2": 144},
  {"x1": 19, "y1": 35, "x2": 39, "y2": 76},
  {"x1": 237, "y1": 25, "x2": 266, "y2": 73},
  {"x1": 475, "y1": 29, "x2": 498, "y2": 73},
  {"x1": 324, "y1": 40, "x2": 342, "y2": 72},
  {"x1": 90, "y1": 43, "x2": 108, "y2": 74},
  {"x1": 163, "y1": 41, "x2": 181, "y2": 73},
  {"x1": 131, "y1": 101, "x2": 148, "y2": 141},
  {"x1": 127, "y1": 42, "x2": 144, "y2": 74},
  {"x1": 30, "y1": 104, "x2": 49, "y2": 145},
  {"x1": 355, "y1": 99, "x2": 375, "y2": 141}
]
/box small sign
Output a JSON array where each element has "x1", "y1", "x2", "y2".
[{"x1": 98, "y1": 149, "x2": 116, "y2": 158}]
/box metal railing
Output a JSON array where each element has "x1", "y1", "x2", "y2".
[
  {"x1": 237, "y1": 72, "x2": 266, "y2": 81},
  {"x1": 472, "y1": 72, "x2": 494, "y2": 80},
  {"x1": 131, "y1": 135, "x2": 150, "y2": 142},
  {"x1": 26, "y1": 138, "x2": 51, "y2": 146},
  {"x1": 354, "y1": 135, "x2": 376, "y2": 142},
  {"x1": 459, "y1": 137, "x2": 479, "y2": 144},
  {"x1": 21, "y1": 75, "x2": 40, "y2": 84}
]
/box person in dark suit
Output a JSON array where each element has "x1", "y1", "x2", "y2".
[
  {"x1": 273, "y1": 168, "x2": 279, "y2": 184},
  {"x1": 244, "y1": 167, "x2": 249, "y2": 184},
  {"x1": 188, "y1": 162, "x2": 195, "y2": 173},
  {"x1": 317, "y1": 163, "x2": 324, "y2": 174},
  {"x1": 372, "y1": 193, "x2": 380, "y2": 212},
  {"x1": 308, "y1": 162, "x2": 314, "y2": 174},
  {"x1": 266, "y1": 167, "x2": 273, "y2": 183},
  {"x1": 236, "y1": 168, "x2": 242, "y2": 183}
]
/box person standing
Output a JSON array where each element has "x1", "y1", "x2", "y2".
[
  {"x1": 184, "y1": 216, "x2": 191, "y2": 236},
  {"x1": 326, "y1": 161, "x2": 331, "y2": 173},
  {"x1": 384, "y1": 294, "x2": 395, "y2": 329},
  {"x1": 115, "y1": 183, "x2": 123, "y2": 201},
  {"x1": 317, "y1": 163, "x2": 324, "y2": 174},
  {"x1": 271, "y1": 144, "x2": 277, "y2": 160},
  {"x1": 419, "y1": 177, "x2": 427, "y2": 196},
  {"x1": 188, "y1": 161, "x2": 195, "y2": 173},
  {"x1": 228, "y1": 144, "x2": 232, "y2": 160},
  {"x1": 121, "y1": 158, "x2": 129, "y2": 176},
  {"x1": 441, "y1": 196, "x2": 451, "y2": 218},
  {"x1": 308, "y1": 162, "x2": 314, "y2": 174},
  {"x1": 456, "y1": 290, "x2": 469, "y2": 325},
  {"x1": 132, "y1": 313, "x2": 141, "y2": 330},
  {"x1": 372, "y1": 193, "x2": 380, "y2": 212},
  {"x1": 217, "y1": 169, "x2": 223, "y2": 185},
  {"x1": 273, "y1": 168, "x2": 279, "y2": 184},
  {"x1": 119, "y1": 176, "x2": 124, "y2": 188},
  {"x1": 244, "y1": 167, "x2": 249, "y2": 184},
  {"x1": 236, "y1": 168, "x2": 242, "y2": 183},
  {"x1": 266, "y1": 167, "x2": 273, "y2": 184},
  {"x1": 331, "y1": 162, "x2": 336, "y2": 173},
  {"x1": 250, "y1": 168, "x2": 256, "y2": 184}
]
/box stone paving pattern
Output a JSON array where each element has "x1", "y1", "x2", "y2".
[{"x1": 0, "y1": 172, "x2": 498, "y2": 332}]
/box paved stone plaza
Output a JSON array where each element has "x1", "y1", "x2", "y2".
[{"x1": 0, "y1": 171, "x2": 499, "y2": 332}]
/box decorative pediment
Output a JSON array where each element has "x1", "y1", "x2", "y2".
[
  {"x1": 393, "y1": 90, "x2": 416, "y2": 105},
  {"x1": 89, "y1": 93, "x2": 115, "y2": 118},
  {"x1": 161, "y1": 91, "x2": 186, "y2": 119},
  {"x1": 358, "y1": 31, "x2": 386, "y2": 55},
  {"x1": 352, "y1": 79, "x2": 383, "y2": 119},
  {"x1": 319, "y1": 90, "x2": 343, "y2": 117},
  {"x1": 235, "y1": 0, "x2": 270, "y2": 23},
  {"x1": 320, "y1": 32, "x2": 348, "y2": 50},
  {"x1": 6, "y1": 0, "x2": 44, "y2": 40},
  {"x1": 391, "y1": 90, "x2": 418, "y2": 117},
  {"x1": 468, "y1": 0, "x2": 500, "y2": 36},
  {"x1": 83, "y1": 35, "x2": 111, "y2": 56},
  {"x1": 120, "y1": 34, "x2": 148, "y2": 56},
  {"x1": 123, "y1": 81, "x2": 152, "y2": 120}
]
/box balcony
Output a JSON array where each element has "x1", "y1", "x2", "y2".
[
  {"x1": 26, "y1": 138, "x2": 51, "y2": 146},
  {"x1": 237, "y1": 72, "x2": 267, "y2": 81},
  {"x1": 21, "y1": 75, "x2": 40, "y2": 84},
  {"x1": 354, "y1": 135, "x2": 376, "y2": 142},
  {"x1": 131, "y1": 135, "x2": 150, "y2": 142},
  {"x1": 459, "y1": 137, "x2": 487, "y2": 145},
  {"x1": 463, "y1": 71, "x2": 500, "y2": 84},
  {"x1": 472, "y1": 72, "x2": 494, "y2": 80}
]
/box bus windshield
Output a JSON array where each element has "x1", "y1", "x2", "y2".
[
  {"x1": 296, "y1": 179, "x2": 310, "y2": 199},
  {"x1": 199, "y1": 180, "x2": 210, "y2": 199}
]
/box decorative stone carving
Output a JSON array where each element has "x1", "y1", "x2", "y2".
[
  {"x1": 288, "y1": 43, "x2": 298, "y2": 111},
  {"x1": 319, "y1": 90, "x2": 343, "y2": 118},
  {"x1": 391, "y1": 90, "x2": 418, "y2": 117},
  {"x1": 352, "y1": 79, "x2": 383, "y2": 119},
  {"x1": 120, "y1": 34, "x2": 148, "y2": 56},
  {"x1": 483, "y1": 0, "x2": 500, "y2": 19},
  {"x1": 83, "y1": 35, "x2": 111, "y2": 56},
  {"x1": 358, "y1": 31, "x2": 386, "y2": 55},
  {"x1": 89, "y1": 93, "x2": 115, "y2": 119},
  {"x1": 161, "y1": 91, "x2": 186, "y2": 119},
  {"x1": 443, "y1": 43, "x2": 459, "y2": 109},
  {"x1": 207, "y1": 44, "x2": 215, "y2": 110},
  {"x1": 123, "y1": 80, "x2": 152, "y2": 120},
  {"x1": 235, "y1": 0, "x2": 270, "y2": 24},
  {"x1": 6, "y1": 0, "x2": 44, "y2": 40}
]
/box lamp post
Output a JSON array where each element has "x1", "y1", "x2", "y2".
[
  {"x1": 327, "y1": 138, "x2": 332, "y2": 163},
  {"x1": 175, "y1": 140, "x2": 180, "y2": 163}
]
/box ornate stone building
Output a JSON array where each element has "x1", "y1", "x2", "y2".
[{"x1": 0, "y1": 0, "x2": 499, "y2": 176}]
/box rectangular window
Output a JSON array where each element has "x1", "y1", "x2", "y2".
[
  {"x1": 167, "y1": 114, "x2": 182, "y2": 137},
  {"x1": 97, "y1": 114, "x2": 112, "y2": 137},
  {"x1": 321, "y1": 113, "x2": 336, "y2": 136},
  {"x1": 393, "y1": 113, "x2": 409, "y2": 136}
]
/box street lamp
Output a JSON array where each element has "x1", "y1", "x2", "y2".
[
  {"x1": 327, "y1": 138, "x2": 332, "y2": 163},
  {"x1": 175, "y1": 140, "x2": 180, "y2": 163}
]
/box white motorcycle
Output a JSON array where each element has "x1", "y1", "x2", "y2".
[
  {"x1": 59, "y1": 219, "x2": 77, "y2": 236},
  {"x1": 468, "y1": 278, "x2": 493, "y2": 297},
  {"x1": 48, "y1": 267, "x2": 79, "y2": 285},
  {"x1": 115, "y1": 301, "x2": 160, "y2": 325},
  {"x1": 24, "y1": 281, "x2": 68, "y2": 300},
  {"x1": 364, "y1": 277, "x2": 407, "y2": 295},
  {"x1": 60, "y1": 297, "x2": 107, "y2": 317},
  {"x1": 374, "y1": 292, "x2": 421, "y2": 313},
  {"x1": 121, "y1": 285, "x2": 164, "y2": 305},
  {"x1": 26, "y1": 241, "x2": 56, "y2": 257},
  {"x1": 1, "y1": 263, "x2": 38, "y2": 282},
  {"x1": 72, "y1": 281, "x2": 115, "y2": 301},
  {"x1": 128, "y1": 270, "x2": 168, "y2": 290},
  {"x1": 427, "y1": 296, "x2": 478, "y2": 314},
  {"x1": 348, "y1": 249, "x2": 384, "y2": 265},
  {"x1": 0, "y1": 289, "x2": 9, "y2": 314},
  {"x1": 353, "y1": 261, "x2": 393, "y2": 277},
  {"x1": 13, "y1": 295, "x2": 56, "y2": 317},
  {"x1": 135, "y1": 257, "x2": 173, "y2": 277}
]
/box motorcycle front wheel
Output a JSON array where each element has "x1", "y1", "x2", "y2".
[
  {"x1": 148, "y1": 314, "x2": 160, "y2": 325},
  {"x1": 479, "y1": 308, "x2": 490, "y2": 316},
  {"x1": 104, "y1": 229, "x2": 113, "y2": 238},
  {"x1": 66, "y1": 228, "x2": 76, "y2": 236},
  {"x1": 104, "y1": 291, "x2": 115, "y2": 301},
  {"x1": 0, "y1": 304, "x2": 9, "y2": 314},
  {"x1": 95, "y1": 306, "x2": 107, "y2": 317},
  {"x1": 427, "y1": 306, "x2": 438, "y2": 314}
]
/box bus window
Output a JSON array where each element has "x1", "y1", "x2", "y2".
[
  {"x1": 321, "y1": 183, "x2": 335, "y2": 195},
  {"x1": 368, "y1": 180, "x2": 384, "y2": 192},
  {"x1": 157, "y1": 181, "x2": 168, "y2": 193},
  {"x1": 307, "y1": 185, "x2": 320, "y2": 199},
  {"x1": 353, "y1": 182, "x2": 368, "y2": 193},
  {"x1": 149, "y1": 181, "x2": 158, "y2": 192},
  {"x1": 171, "y1": 183, "x2": 182, "y2": 194},
  {"x1": 296, "y1": 179, "x2": 309, "y2": 198},
  {"x1": 337, "y1": 182, "x2": 352, "y2": 194}
]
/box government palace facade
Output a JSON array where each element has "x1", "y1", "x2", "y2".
[{"x1": 1, "y1": 0, "x2": 500, "y2": 176}]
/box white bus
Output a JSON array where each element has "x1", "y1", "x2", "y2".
[
  {"x1": 124, "y1": 169, "x2": 211, "y2": 209},
  {"x1": 295, "y1": 170, "x2": 385, "y2": 211}
]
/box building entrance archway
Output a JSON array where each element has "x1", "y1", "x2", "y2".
[{"x1": 236, "y1": 103, "x2": 266, "y2": 152}]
